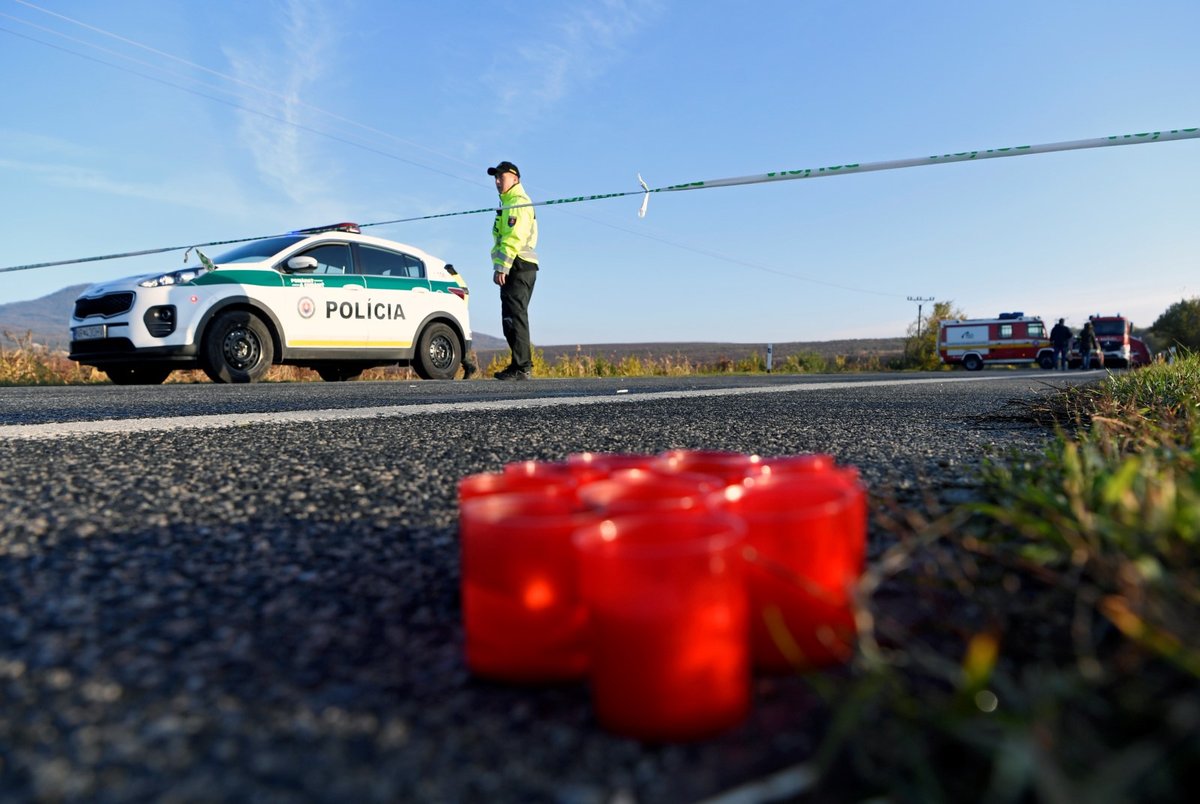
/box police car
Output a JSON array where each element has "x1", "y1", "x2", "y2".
[{"x1": 68, "y1": 223, "x2": 472, "y2": 384}]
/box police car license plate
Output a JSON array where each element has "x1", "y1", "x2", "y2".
[{"x1": 74, "y1": 324, "x2": 105, "y2": 340}]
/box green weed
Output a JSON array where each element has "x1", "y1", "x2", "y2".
[{"x1": 816, "y1": 354, "x2": 1200, "y2": 801}]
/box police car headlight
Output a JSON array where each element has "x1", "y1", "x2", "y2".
[{"x1": 139, "y1": 268, "x2": 205, "y2": 288}]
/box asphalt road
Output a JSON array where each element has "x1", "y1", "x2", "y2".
[{"x1": 0, "y1": 371, "x2": 1099, "y2": 802}]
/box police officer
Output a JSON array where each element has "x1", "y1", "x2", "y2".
[{"x1": 487, "y1": 161, "x2": 538, "y2": 380}]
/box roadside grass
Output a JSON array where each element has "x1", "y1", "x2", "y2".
[
  {"x1": 0, "y1": 331, "x2": 421, "y2": 385},
  {"x1": 1, "y1": 335, "x2": 911, "y2": 385},
  {"x1": 822, "y1": 354, "x2": 1200, "y2": 801},
  {"x1": 483, "y1": 346, "x2": 898, "y2": 377},
  {"x1": 0, "y1": 331, "x2": 105, "y2": 385}
]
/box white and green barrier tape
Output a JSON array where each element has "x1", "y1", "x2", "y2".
[{"x1": 3, "y1": 127, "x2": 1197, "y2": 274}]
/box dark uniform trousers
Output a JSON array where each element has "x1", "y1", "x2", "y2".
[{"x1": 501, "y1": 256, "x2": 538, "y2": 372}]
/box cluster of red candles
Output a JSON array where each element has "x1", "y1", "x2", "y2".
[{"x1": 457, "y1": 450, "x2": 867, "y2": 742}]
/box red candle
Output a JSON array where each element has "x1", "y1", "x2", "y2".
[
  {"x1": 458, "y1": 470, "x2": 578, "y2": 502},
  {"x1": 459, "y1": 491, "x2": 596, "y2": 681},
  {"x1": 717, "y1": 470, "x2": 866, "y2": 672},
  {"x1": 577, "y1": 467, "x2": 720, "y2": 516},
  {"x1": 753, "y1": 459, "x2": 866, "y2": 569},
  {"x1": 503, "y1": 460, "x2": 575, "y2": 479},
  {"x1": 574, "y1": 511, "x2": 749, "y2": 741},
  {"x1": 566, "y1": 452, "x2": 657, "y2": 477},
  {"x1": 755, "y1": 453, "x2": 837, "y2": 478},
  {"x1": 654, "y1": 449, "x2": 767, "y2": 485}
]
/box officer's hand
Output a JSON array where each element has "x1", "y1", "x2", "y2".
[{"x1": 493, "y1": 271, "x2": 506, "y2": 286}]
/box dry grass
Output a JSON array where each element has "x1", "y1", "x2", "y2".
[
  {"x1": 0, "y1": 331, "x2": 428, "y2": 385},
  {"x1": 483, "y1": 346, "x2": 897, "y2": 378},
  {"x1": 0, "y1": 331, "x2": 106, "y2": 385},
  {"x1": 2, "y1": 336, "x2": 904, "y2": 386}
]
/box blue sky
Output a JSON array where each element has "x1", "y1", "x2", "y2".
[{"x1": 2, "y1": 0, "x2": 1198, "y2": 344}]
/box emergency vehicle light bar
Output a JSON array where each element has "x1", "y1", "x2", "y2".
[{"x1": 294, "y1": 222, "x2": 362, "y2": 235}]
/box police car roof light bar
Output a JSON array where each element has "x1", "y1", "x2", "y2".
[{"x1": 295, "y1": 222, "x2": 361, "y2": 235}]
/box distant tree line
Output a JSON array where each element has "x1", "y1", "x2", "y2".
[{"x1": 1151, "y1": 298, "x2": 1200, "y2": 352}]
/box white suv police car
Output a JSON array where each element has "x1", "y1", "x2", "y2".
[{"x1": 69, "y1": 223, "x2": 472, "y2": 384}]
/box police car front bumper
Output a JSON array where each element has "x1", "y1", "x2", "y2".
[{"x1": 69, "y1": 338, "x2": 200, "y2": 367}]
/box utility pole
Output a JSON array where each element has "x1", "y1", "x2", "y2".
[{"x1": 907, "y1": 296, "x2": 935, "y2": 340}]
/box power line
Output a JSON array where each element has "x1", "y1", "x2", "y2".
[
  {"x1": 3, "y1": 126, "x2": 1198, "y2": 279},
  {"x1": 0, "y1": 24, "x2": 481, "y2": 188},
  {"x1": 0, "y1": 26, "x2": 900, "y2": 296},
  {"x1": 0, "y1": 11, "x2": 466, "y2": 184},
  {"x1": 11, "y1": 0, "x2": 474, "y2": 172},
  {"x1": 5, "y1": 6, "x2": 1197, "y2": 300},
  {"x1": 0, "y1": 3, "x2": 912, "y2": 298}
]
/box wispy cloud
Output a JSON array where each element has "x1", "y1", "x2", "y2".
[
  {"x1": 0, "y1": 157, "x2": 263, "y2": 219},
  {"x1": 223, "y1": 0, "x2": 342, "y2": 203},
  {"x1": 486, "y1": 0, "x2": 664, "y2": 127},
  {"x1": 0, "y1": 129, "x2": 100, "y2": 161}
]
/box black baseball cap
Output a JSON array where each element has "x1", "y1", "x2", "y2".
[{"x1": 486, "y1": 161, "x2": 520, "y2": 179}]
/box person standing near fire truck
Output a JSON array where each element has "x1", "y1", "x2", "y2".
[
  {"x1": 1050, "y1": 318, "x2": 1072, "y2": 371},
  {"x1": 1080, "y1": 320, "x2": 1099, "y2": 370}
]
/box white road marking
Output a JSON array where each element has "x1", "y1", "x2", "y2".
[{"x1": 0, "y1": 374, "x2": 1056, "y2": 441}]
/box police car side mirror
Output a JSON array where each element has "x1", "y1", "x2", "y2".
[{"x1": 285, "y1": 256, "x2": 319, "y2": 273}]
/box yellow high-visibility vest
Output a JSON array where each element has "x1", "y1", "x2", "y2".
[{"x1": 491, "y1": 183, "x2": 539, "y2": 274}]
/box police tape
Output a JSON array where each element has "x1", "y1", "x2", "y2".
[
  {"x1": 2, "y1": 126, "x2": 1197, "y2": 274},
  {"x1": 365, "y1": 127, "x2": 1200, "y2": 224}
]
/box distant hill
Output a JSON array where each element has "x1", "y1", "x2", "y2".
[
  {"x1": 0, "y1": 285, "x2": 87, "y2": 350},
  {"x1": 470, "y1": 331, "x2": 508, "y2": 350}
]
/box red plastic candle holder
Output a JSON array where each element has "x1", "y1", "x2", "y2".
[
  {"x1": 459, "y1": 491, "x2": 596, "y2": 681},
  {"x1": 458, "y1": 470, "x2": 579, "y2": 503},
  {"x1": 718, "y1": 470, "x2": 867, "y2": 672},
  {"x1": 654, "y1": 449, "x2": 767, "y2": 486},
  {"x1": 566, "y1": 452, "x2": 657, "y2": 477},
  {"x1": 577, "y1": 468, "x2": 719, "y2": 516},
  {"x1": 755, "y1": 453, "x2": 837, "y2": 478},
  {"x1": 574, "y1": 511, "x2": 750, "y2": 741},
  {"x1": 503, "y1": 460, "x2": 575, "y2": 479}
]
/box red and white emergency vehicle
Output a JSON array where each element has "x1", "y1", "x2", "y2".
[
  {"x1": 1068, "y1": 313, "x2": 1151, "y2": 368},
  {"x1": 938, "y1": 312, "x2": 1056, "y2": 371}
]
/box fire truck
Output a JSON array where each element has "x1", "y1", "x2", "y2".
[
  {"x1": 938, "y1": 312, "x2": 1056, "y2": 371},
  {"x1": 1067, "y1": 314, "x2": 1151, "y2": 369}
]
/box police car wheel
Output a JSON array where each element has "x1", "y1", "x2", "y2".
[
  {"x1": 202, "y1": 310, "x2": 274, "y2": 384},
  {"x1": 104, "y1": 365, "x2": 172, "y2": 385},
  {"x1": 414, "y1": 322, "x2": 460, "y2": 380}
]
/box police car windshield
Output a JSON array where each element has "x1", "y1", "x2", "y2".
[{"x1": 213, "y1": 235, "x2": 307, "y2": 264}]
